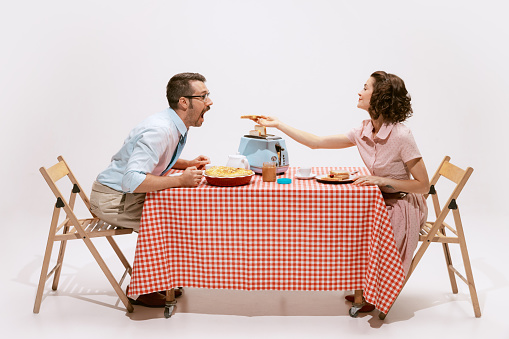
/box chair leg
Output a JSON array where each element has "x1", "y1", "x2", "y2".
[
  {"x1": 440, "y1": 227, "x2": 458, "y2": 293},
  {"x1": 164, "y1": 289, "x2": 177, "y2": 318},
  {"x1": 52, "y1": 226, "x2": 69, "y2": 290},
  {"x1": 34, "y1": 242, "x2": 56, "y2": 313},
  {"x1": 453, "y1": 210, "x2": 481, "y2": 318},
  {"x1": 106, "y1": 236, "x2": 132, "y2": 275},
  {"x1": 81, "y1": 236, "x2": 134, "y2": 313},
  {"x1": 34, "y1": 208, "x2": 60, "y2": 313}
]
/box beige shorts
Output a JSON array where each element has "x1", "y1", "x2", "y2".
[{"x1": 90, "y1": 181, "x2": 146, "y2": 232}]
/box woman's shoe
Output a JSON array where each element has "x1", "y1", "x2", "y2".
[
  {"x1": 358, "y1": 303, "x2": 375, "y2": 312},
  {"x1": 345, "y1": 294, "x2": 375, "y2": 312}
]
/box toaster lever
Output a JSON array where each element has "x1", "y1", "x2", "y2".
[{"x1": 275, "y1": 142, "x2": 284, "y2": 167}]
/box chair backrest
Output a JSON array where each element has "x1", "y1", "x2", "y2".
[
  {"x1": 39, "y1": 156, "x2": 96, "y2": 233},
  {"x1": 40, "y1": 155, "x2": 90, "y2": 208},
  {"x1": 425, "y1": 156, "x2": 473, "y2": 225}
]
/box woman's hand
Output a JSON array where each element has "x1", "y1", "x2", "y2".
[
  {"x1": 257, "y1": 116, "x2": 280, "y2": 128},
  {"x1": 352, "y1": 175, "x2": 387, "y2": 187},
  {"x1": 353, "y1": 158, "x2": 430, "y2": 194}
]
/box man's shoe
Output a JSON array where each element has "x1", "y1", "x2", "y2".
[
  {"x1": 128, "y1": 292, "x2": 166, "y2": 308},
  {"x1": 345, "y1": 294, "x2": 354, "y2": 302},
  {"x1": 126, "y1": 285, "x2": 166, "y2": 308}
]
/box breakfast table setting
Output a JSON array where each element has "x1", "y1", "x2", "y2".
[
  {"x1": 128, "y1": 165, "x2": 405, "y2": 318},
  {"x1": 127, "y1": 117, "x2": 405, "y2": 318}
]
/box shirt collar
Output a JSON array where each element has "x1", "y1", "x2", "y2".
[
  {"x1": 165, "y1": 107, "x2": 188, "y2": 137},
  {"x1": 361, "y1": 119, "x2": 394, "y2": 141},
  {"x1": 376, "y1": 122, "x2": 394, "y2": 140}
]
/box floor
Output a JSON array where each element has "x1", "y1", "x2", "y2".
[{"x1": 2, "y1": 212, "x2": 508, "y2": 339}]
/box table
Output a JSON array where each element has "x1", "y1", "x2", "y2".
[{"x1": 128, "y1": 167, "x2": 405, "y2": 314}]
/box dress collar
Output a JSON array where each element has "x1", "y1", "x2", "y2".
[{"x1": 361, "y1": 119, "x2": 395, "y2": 141}]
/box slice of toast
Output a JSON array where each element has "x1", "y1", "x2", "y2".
[{"x1": 241, "y1": 115, "x2": 264, "y2": 120}]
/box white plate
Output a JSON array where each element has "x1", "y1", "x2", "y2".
[{"x1": 295, "y1": 172, "x2": 316, "y2": 180}]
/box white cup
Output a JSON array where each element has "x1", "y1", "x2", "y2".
[
  {"x1": 226, "y1": 154, "x2": 250, "y2": 169},
  {"x1": 298, "y1": 167, "x2": 312, "y2": 177}
]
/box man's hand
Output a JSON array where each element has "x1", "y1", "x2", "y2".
[
  {"x1": 188, "y1": 155, "x2": 211, "y2": 170},
  {"x1": 179, "y1": 166, "x2": 204, "y2": 187}
]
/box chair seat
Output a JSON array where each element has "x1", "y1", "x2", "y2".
[
  {"x1": 419, "y1": 221, "x2": 460, "y2": 244},
  {"x1": 54, "y1": 218, "x2": 133, "y2": 241}
]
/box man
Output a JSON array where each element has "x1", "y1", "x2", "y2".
[{"x1": 90, "y1": 72, "x2": 212, "y2": 307}]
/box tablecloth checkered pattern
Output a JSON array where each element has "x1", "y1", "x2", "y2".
[{"x1": 129, "y1": 167, "x2": 405, "y2": 314}]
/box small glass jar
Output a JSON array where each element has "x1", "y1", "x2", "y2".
[{"x1": 262, "y1": 161, "x2": 277, "y2": 182}]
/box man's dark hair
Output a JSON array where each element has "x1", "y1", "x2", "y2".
[{"x1": 166, "y1": 72, "x2": 206, "y2": 109}]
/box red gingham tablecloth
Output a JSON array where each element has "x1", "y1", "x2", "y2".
[{"x1": 129, "y1": 167, "x2": 405, "y2": 314}]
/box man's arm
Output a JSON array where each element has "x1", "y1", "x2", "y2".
[
  {"x1": 133, "y1": 167, "x2": 204, "y2": 193},
  {"x1": 122, "y1": 127, "x2": 175, "y2": 193},
  {"x1": 172, "y1": 155, "x2": 210, "y2": 170}
]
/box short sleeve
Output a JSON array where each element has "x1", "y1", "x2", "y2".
[
  {"x1": 400, "y1": 128, "x2": 422, "y2": 163},
  {"x1": 346, "y1": 124, "x2": 363, "y2": 145}
]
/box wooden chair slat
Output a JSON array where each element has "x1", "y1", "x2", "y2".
[
  {"x1": 448, "y1": 265, "x2": 469, "y2": 285},
  {"x1": 45, "y1": 161, "x2": 70, "y2": 182},
  {"x1": 442, "y1": 221, "x2": 458, "y2": 236},
  {"x1": 97, "y1": 220, "x2": 108, "y2": 231},
  {"x1": 46, "y1": 263, "x2": 62, "y2": 281},
  {"x1": 56, "y1": 218, "x2": 70, "y2": 233},
  {"x1": 439, "y1": 161, "x2": 466, "y2": 184},
  {"x1": 54, "y1": 228, "x2": 133, "y2": 241},
  {"x1": 84, "y1": 219, "x2": 96, "y2": 232},
  {"x1": 419, "y1": 234, "x2": 460, "y2": 243}
]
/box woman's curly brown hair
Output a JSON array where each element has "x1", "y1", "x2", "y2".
[{"x1": 368, "y1": 71, "x2": 413, "y2": 123}]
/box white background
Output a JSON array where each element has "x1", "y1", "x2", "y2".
[
  {"x1": 2, "y1": 0, "x2": 508, "y2": 220},
  {"x1": 0, "y1": 1, "x2": 509, "y2": 222},
  {"x1": 1, "y1": 0, "x2": 509, "y2": 337}
]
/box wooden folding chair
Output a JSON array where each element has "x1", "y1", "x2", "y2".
[
  {"x1": 33, "y1": 156, "x2": 134, "y2": 313},
  {"x1": 380, "y1": 155, "x2": 480, "y2": 319}
]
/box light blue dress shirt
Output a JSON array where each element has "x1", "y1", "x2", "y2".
[{"x1": 97, "y1": 108, "x2": 188, "y2": 193}]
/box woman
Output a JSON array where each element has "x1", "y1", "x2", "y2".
[{"x1": 257, "y1": 71, "x2": 429, "y2": 310}]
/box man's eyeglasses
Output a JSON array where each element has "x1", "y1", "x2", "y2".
[{"x1": 184, "y1": 93, "x2": 210, "y2": 102}]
